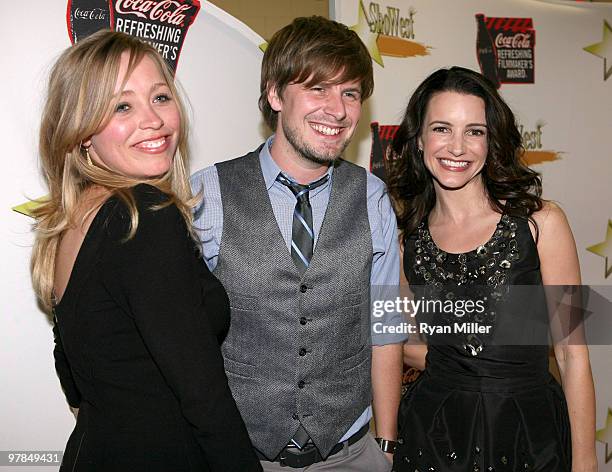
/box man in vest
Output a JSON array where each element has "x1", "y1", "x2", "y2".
[{"x1": 191, "y1": 16, "x2": 405, "y2": 471}]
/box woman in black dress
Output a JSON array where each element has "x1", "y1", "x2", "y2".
[
  {"x1": 386, "y1": 67, "x2": 596, "y2": 472},
  {"x1": 30, "y1": 31, "x2": 261, "y2": 472}
]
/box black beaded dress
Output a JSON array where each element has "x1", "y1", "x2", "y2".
[{"x1": 394, "y1": 214, "x2": 571, "y2": 472}]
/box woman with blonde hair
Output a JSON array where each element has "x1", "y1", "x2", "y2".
[{"x1": 31, "y1": 30, "x2": 261, "y2": 471}]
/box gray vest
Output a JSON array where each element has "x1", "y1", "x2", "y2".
[{"x1": 214, "y1": 149, "x2": 373, "y2": 459}]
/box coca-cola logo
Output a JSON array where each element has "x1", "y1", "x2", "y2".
[
  {"x1": 476, "y1": 14, "x2": 536, "y2": 86},
  {"x1": 68, "y1": 0, "x2": 201, "y2": 71},
  {"x1": 115, "y1": 0, "x2": 192, "y2": 26},
  {"x1": 74, "y1": 7, "x2": 107, "y2": 20},
  {"x1": 495, "y1": 33, "x2": 532, "y2": 49}
]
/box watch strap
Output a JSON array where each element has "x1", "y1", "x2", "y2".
[{"x1": 374, "y1": 437, "x2": 398, "y2": 454}]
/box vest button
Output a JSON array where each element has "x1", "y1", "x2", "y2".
[
  {"x1": 299, "y1": 317, "x2": 307, "y2": 325},
  {"x1": 300, "y1": 284, "x2": 308, "y2": 293},
  {"x1": 298, "y1": 380, "x2": 305, "y2": 389},
  {"x1": 299, "y1": 348, "x2": 307, "y2": 356}
]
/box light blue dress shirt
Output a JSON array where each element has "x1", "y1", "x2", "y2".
[{"x1": 190, "y1": 136, "x2": 406, "y2": 443}]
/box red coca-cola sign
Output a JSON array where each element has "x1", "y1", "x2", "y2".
[
  {"x1": 369, "y1": 122, "x2": 400, "y2": 183},
  {"x1": 115, "y1": 0, "x2": 193, "y2": 26},
  {"x1": 475, "y1": 14, "x2": 536, "y2": 86},
  {"x1": 67, "y1": 0, "x2": 200, "y2": 72}
]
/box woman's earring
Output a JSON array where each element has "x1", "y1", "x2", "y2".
[
  {"x1": 80, "y1": 143, "x2": 93, "y2": 167},
  {"x1": 418, "y1": 148, "x2": 424, "y2": 158},
  {"x1": 85, "y1": 148, "x2": 93, "y2": 167}
]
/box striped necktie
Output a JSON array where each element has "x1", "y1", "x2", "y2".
[{"x1": 277, "y1": 173, "x2": 330, "y2": 275}]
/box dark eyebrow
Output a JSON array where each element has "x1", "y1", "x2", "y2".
[
  {"x1": 428, "y1": 120, "x2": 487, "y2": 128},
  {"x1": 304, "y1": 80, "x2": 362, "y2": 94}
]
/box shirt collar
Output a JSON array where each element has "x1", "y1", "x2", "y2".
[{"x1": 259, "y1": 135, "x2": 334, "y2": 191}]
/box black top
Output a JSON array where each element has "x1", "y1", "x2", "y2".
[
  {"x1": 394, "y1": 214, "x2": 571, "y2": 471},
  {"x1": 52, "y1": 184, "x2": 261, "y2": 472},
  {"x1": 404, "y1": 213, "x2": 551, "y2": 370}
]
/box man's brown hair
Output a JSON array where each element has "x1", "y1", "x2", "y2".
[{"x1": 259, "y1": 16, "x2": 374, "y2": 130}]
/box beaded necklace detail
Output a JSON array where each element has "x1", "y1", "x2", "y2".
[{"x1": 411, "y1": 214, "x2": 519, "y2": 356}]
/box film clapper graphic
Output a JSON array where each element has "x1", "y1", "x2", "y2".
[
  {"x1": 475, "y1": 14, "x2": 536, "y2": 88},
  {"x1": 67, "y1": 0, "x2": 201, "y2": 72}
]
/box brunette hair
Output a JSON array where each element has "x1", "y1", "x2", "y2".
[
  {"x1": 31, "y1": 30, "x2": 194, "y2": 312},
  {"x1": 386, "y1": 66, "x2": 543, "y2": 240},
  {"x1": 258, "y1": 16, "x2": 374, "y2": 130}
]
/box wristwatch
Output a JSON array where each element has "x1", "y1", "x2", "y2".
[{"x1": 374, "y1": 437, "x2": 398, "y2": 454}]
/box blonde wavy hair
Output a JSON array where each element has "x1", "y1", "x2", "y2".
[{"x1": 31, "y1": 30, "x2": 194, "y2": 313}]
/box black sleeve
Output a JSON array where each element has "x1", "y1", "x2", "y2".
[
  {"x1": 103, "y1": 186, "x2": 261, "y2": 472},
  {"x1": 53, "y1": 319, "x2": 81, "y2": 408}
]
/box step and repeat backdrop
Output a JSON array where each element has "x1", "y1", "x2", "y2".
[
  {"x1": 1, "y1": 0, "x2": 610, "y2": 469},
  {"x1": 334, "y1": 0, "x2": 612, "y2": 467}
]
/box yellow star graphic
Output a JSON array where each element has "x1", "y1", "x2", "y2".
[
  {"x1": 596, "y1": 408, "x2": 612, "y2": 463},
  {"x1": 584, "y1": 20, "x2": 612, "y2": 81},
  {"x1": 587, "y1": 220, "x2": 612, "y2": 279},
  {"x1": 350, "y1": 0, "x2": 383, "y2": 67},
  {"x1": 12, "y1": 197, "x2": 46, "y2": 218}
]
